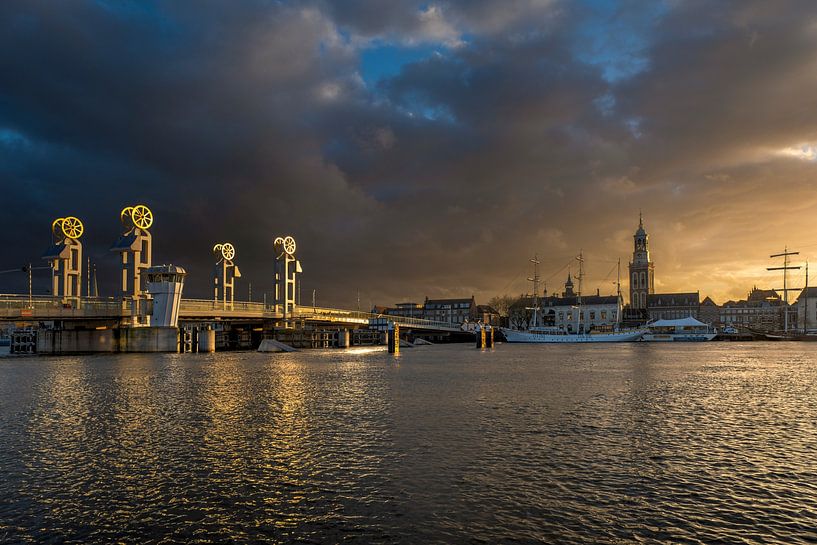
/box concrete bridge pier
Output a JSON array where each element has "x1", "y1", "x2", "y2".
[
  {"x1": 338, "y1": 328, "x2": 350, "y2": 349},
  {"x1": 199, "y1": 326, "x2": 216, "y2": 353}
]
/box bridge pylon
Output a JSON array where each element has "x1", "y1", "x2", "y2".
[
  {"x1": 42, "y1": 216, "x2": 84, "y2": 304},
  {"x1": 274, "y1": 235, "x2": 301, "y2": 326},
  {"x1": 213, "y1": 242, "x2": 241, "y2": 310},
  {"x1": 111, "y1": 204, "x2": 153, "y2": 324}
]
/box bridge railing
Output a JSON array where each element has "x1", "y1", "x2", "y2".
[
  {"x1": 294, "y1": 305, "x2": 375, "y2": 322},
  {"x1": 368, "y1": 315, "x2": 464, "y2": 331},
  {"x1": 179, "y1": 298, "x2": 268, "y2": 314},
  {"x1": 0, "y1": 295, "x2": 127, "y2": 317}
]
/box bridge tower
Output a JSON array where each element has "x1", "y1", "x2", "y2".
[
  {"x1": 42, "y1": 216, "x2": 84, "y2": 303},
  {"x1": 111, "y1": 205, "x2": 153, "y2": 321},
  {"x1": 213, "y1": 242, "x2": 241, "y2": 310},
  {"x1": 274, "y1": 236, "x2": 302, "y2": 324}
]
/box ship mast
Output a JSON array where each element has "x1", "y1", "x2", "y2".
[
  {"x1": 616, "y1": 258, "x2": 622, "y2": 327},
  {"x1": 576, "y1": 251, "x2": 584, "y2": 334},
  {"x1": 768, "y1": 247, "x2": 801, "y2": 333},
  {"x1": 527, "y1": 254, "x2": 541, "y2": 328},
  {"x1": 805, "y1": 261, "x2": 809, "y2": 334}
]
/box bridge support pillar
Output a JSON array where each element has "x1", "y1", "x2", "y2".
[
  {"x1": 199, "y1": 326, "x2": 216, "y2": 353},
  {"x1": 387, "y1": 322, "x2": 399, "y2": 355},
  {"x1": 338, "y1": 329, "x2": 350, "y2": 349}
]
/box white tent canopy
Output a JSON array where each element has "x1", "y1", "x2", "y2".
[{"x1": 650, "y1": 316, "x2": 709, "y2": 328}]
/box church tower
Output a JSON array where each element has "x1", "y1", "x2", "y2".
[{"x1": 629, "y1": 212, "x2": 655, "y2": 309}]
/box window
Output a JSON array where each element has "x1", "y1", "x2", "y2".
[
  {"x1": 601, "y1": 311, "x2": 607, "y2": 320},
  {"x1": 640, "y1": 272, "x2": 646, "y2": 289},
  {"x1": 567, "y1": 312, "x2": 572, "y2": 320},
  {"x1": 559, "y1": 312, "x2": 564, "y2": 320},
  {"x1": 590, "y1": 312, "x2": 596, "y2": 320}
]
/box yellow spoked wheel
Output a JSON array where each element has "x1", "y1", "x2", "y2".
[
  {"x1": 283, "y1": 236, "x2": 296, "y2": 255},
  {"x1": 60, "y1": 216, "x2": 84, "y2": 240},
  {"x1": 221, "y1": 243, "x2": 235, "y2": 261},
  {"x1": 120, "y1": 206, "x2": 134, "y2": 228},
  {"x1": 131, "y1": 205, "x2": 153, "y2": 230}
]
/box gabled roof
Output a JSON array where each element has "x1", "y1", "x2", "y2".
[
  {"x1": 747, "y1": 287, "x2": 780, "y2": 302},
  {"x1": 796, "y1": 287, "x2": 817, "y2": 300}
]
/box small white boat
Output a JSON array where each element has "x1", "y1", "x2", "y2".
[
  {"x1": 642, "y1": 317, "x2": 716, "y2": 342},
  {"x1": 502, "y1": 326, "x2": 644, "y2": 343}
]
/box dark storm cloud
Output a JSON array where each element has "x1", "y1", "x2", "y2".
[{"x1": 1, "y1": 0, "x2": 817, "y2": 305}]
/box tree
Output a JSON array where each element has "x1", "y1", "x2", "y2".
[{"x1": 487, "y1": 294, "x2": 515, "y2": 317}]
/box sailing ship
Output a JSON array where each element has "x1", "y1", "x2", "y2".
[
  {"x1": 501, "y1": 252, "x2": 645, "y2": 343},
  {"x1": 758, "y1": 256, "x2": 817, "y2": 340}
]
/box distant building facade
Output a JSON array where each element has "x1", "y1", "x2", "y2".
[
  {"x1": 509, "y1": 275, "x2": 622, "y2": 332},
  {"x1": 384, "y1": 302, "x2": 424, "y2": 319},
  {"x1": 719, "y1": 287, "x2": 784, "y2": 330},
  {"x1": 795, "y1": 287, "x2": 817, "y2": 332},
  {"x1": 540, "y1": 293, "x2": 621, "y2": 333},
  {"x1": 423, "y1": 296, "x2": 478, "y2": 324},
  {"x1": 699, "y1": 296, "x2": 720, "y2": 325},
  {"x1": 647, "y1": 292, "x2": 700, "y2": 321}
]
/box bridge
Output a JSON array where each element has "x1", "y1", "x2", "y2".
[
  {"x1": 2, "y1": 205, "x2": 470, "y2": 353},
  {"x1": 0, "y1": 295, "x2": 463, "y2": 332}
]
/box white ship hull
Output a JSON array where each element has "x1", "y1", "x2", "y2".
[
  {"x1": 642, "y1": 332, "x2": 716, "y2": 342},
  {"x1": 501, "y1": 328, "x2": 644, "y2": 343}
]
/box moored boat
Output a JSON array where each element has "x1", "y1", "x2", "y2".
[
  {"x1": 502, "y1": 252, "x2": 644, "y2": 343},
  {"x1": 502, "y1": 326, "x2": 644, "y2": 343},
  {"x1": 642, "y1": 317, "x2": 716, "y2": 341}
]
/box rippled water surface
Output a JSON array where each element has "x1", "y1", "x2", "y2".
[{"x1": 2, "y1": 343, "x2": 817, "y2": 544}]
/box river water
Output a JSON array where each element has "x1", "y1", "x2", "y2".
[{"x1": 1, "y1": 343, "x2": 816, "y2": 544}]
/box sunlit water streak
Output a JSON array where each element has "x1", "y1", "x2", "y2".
[{"x1": 1, "y1": 343, "x2": 817, "y2": 543}]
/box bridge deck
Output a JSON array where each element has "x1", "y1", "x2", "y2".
[{"x1": 0, "y1": 295, "x2": 464, "y2": 332}]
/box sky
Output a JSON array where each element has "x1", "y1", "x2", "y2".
[{"x1": 1, "y1": 0, "x2": 817, "y2": 307}]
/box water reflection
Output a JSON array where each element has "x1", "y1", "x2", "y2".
[{"x1": 1, "y1": 344, "x2": 817, "y2": 543}]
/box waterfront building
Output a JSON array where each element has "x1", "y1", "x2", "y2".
[
  {"x1": 647, "y1": 292, "x2": 700, "y2": 321},
  {"x1": 508, "y1": 275, "x2": 622, "y2": 332},
  {"x1": 794, "y1": 287, "x2": 817, "y2": 332},
  {"x1": 699, "y1": 296, "x2": 720, "y2": 325},
  {"x1": 384, "y1": 302, "x2": 424, "y2": 319},
  {"x1": 628, "y1": 213, "x2": 654, "y2": 310},
  {"x1": 423, "y1": 296, "x2": 478, "y2": 324},
  {"x1": 540, "y1": 292, "x2": 621, "y2": 332},
  {"x1": 719, "y1": 287, "x2": 784, "y2": 330}
]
